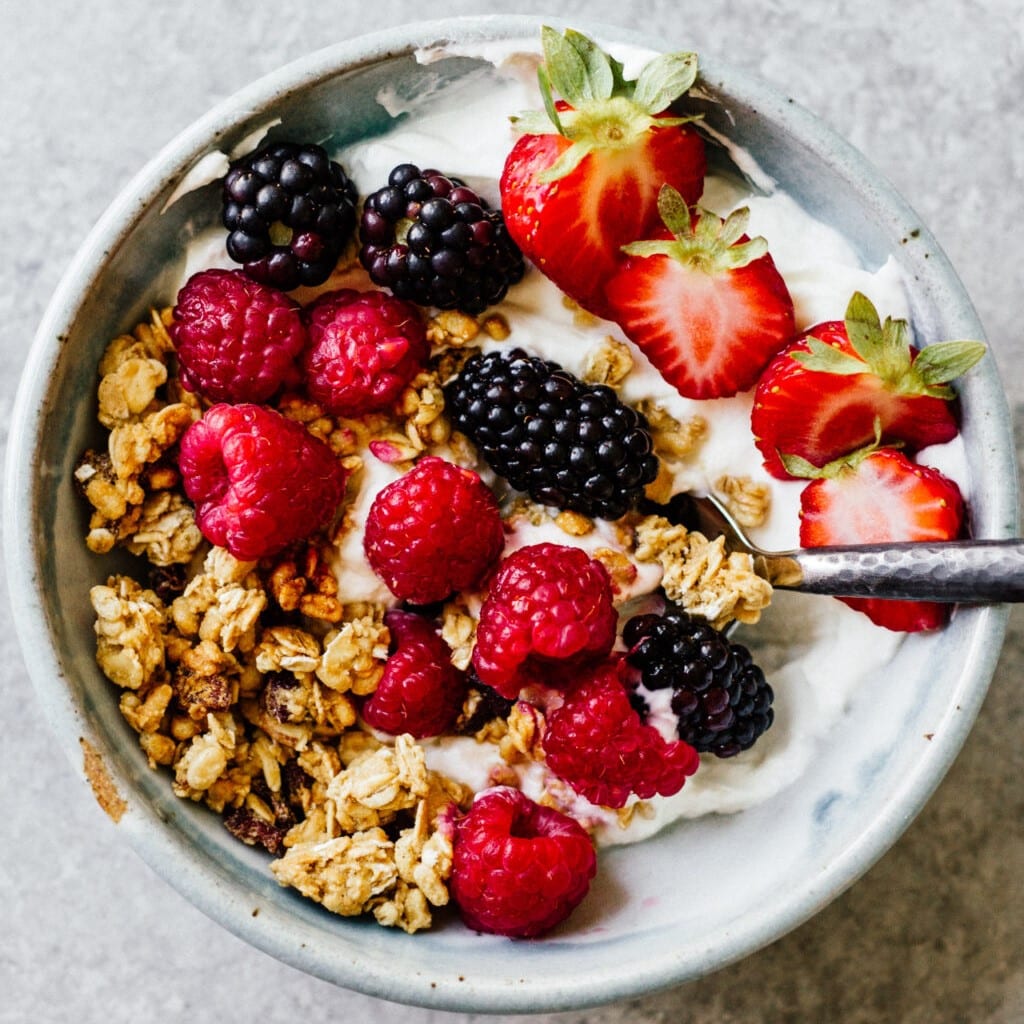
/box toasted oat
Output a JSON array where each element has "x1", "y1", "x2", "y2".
[
  {"x1": 90, "y1": 576, "x2": 167, "y2": 690},
  {"x1": 582, "y1": 336, "x2": 633, "y2": 387},
  {"x1": 426, "y1": 309, "x2": 481, "y2": 347},
  {"x1": 714, "y1": 474, "x2": 772, "y2": 529},
  {"x1": 171, "y1": 548, "x2": 266, "y2": 652},
  {"x1": 173, "y1": 712, "x2": 239, "y2": 798},
  {"x1": 636, "y1": 399, "x2": 707, "y2": 461},
  {"x1": 254, "y1": 626, "x2": 322, "y2": 675},
  {"x1": 317, "y1": 613, "x2": 390, "y2": 695},
  {"x1": 123, "y1": 490, "x2": 204, "y2": 566},
  {"x1": 271, "y1": 828, "x2": 399, "y2": 917},
  {"x1": 555, "y1": 509, "x2": 594, "y2": 537},
  {"x1": 328, "y1": 734, "x2": 430, "y2": 831},
  {"x1": 633, "y1": 515, "x2": 772, "y2": 629},
  {"x1": 440, "y1": 600, "x2": 476, "y2": 672},
  {"x1": 499, "y1": 701, "x2": 545, "y2": 765}
]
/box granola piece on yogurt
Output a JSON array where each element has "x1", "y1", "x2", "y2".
[{"x1": 633, "y1": 515, "x2": 772, "y2": 629}]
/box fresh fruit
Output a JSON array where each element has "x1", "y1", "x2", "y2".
[
  {"x1": 363, "y1": 456, "x2": 505, "y2": 605},
  {"x1": 450, "y1": 786, "x2": 597, "y2": 938},
  {"x1": 302, "y1": 288, "x2": 429, "y2": 416},
  {"x1": 604, "y1": 185, "x2": 796, "y2": 399},
  {"x1": 361, "y1": 609, "x2": 467, "y2": 738},
  {"x1": 622, "y1": 607, "x2": 774, "y2": 757},
  {"x1": 178, "y1": 403, "x2": 349, "y2": 561},
  {"x1": 170, "y1": 268, "x2": 306, "y2": 403},
  {"x1": 445, "y1": 348, "x2": 659, "y2": 519},
  {"x1": 472, "y1": 543, "x2": 616, "y2": 699},
  {"x1": 543, "y1": 659, "x2": 700, "y2": 808},
  {"x1": 499, "y1": 27, "x2": 706, "y2": 316},
  {"x1": 789, "y1": 443, "x2": 965, "y2": 631},
  {"x1": 358, "y1": 164, "x2": 525, "y2": 313},
  {"x1": 752, "y1": 291, "x2": 987, "y2": 479},
  {"x1": 221, "y1": 140, "x2": 358, "y2": 290}
]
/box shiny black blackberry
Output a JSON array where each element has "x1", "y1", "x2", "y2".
[
  {"x1": 222, "y1": 141, "x2": 358, "y2": 290},
  {"x1": 623, "y1": 607, "x2": 774, "y2": 758},
  {"x1": 358, "y1": 163, "x2": 524, "y2": 314},
  {"x1": 445, "y1": 348, "x2": 659, "y2": 520}
]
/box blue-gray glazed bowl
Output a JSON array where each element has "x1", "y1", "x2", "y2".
[{"x1": 5, "y1": 14, "x2": 1016, "y2": 1013}]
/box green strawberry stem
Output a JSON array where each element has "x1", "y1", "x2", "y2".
[
  {"x1": 511, "y1": 27, "x2": 701, "y2": 183},
  {"x1": 621, "y1": 184, "x2": 769, "y2": 272},
  {"x1": 793, "y1": 291, "x2": 986, "y2": 400}
]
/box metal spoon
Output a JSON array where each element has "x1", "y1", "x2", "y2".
[{"x1": 684, "y1": 492, "x2": 1024, "y2": 603}]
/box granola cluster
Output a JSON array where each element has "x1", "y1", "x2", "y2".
[{"x1": 79, "y1": 300, "x2": 774, "y2": 933}]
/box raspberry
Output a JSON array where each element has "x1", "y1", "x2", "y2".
[
  {"x1": 222, "y1": 140, "x2": 358, "y2": 290},
  {"x1": 178, "y1": 403, "x2": 349, "y2": 561},
  {"x1": 303, "y1": 288, "x2": 429, "y2": 416},
  {"x1": 361, "y1": 610, "x2": 467, "y2": 738},
  {"x1": 363, "y1": 456, "x2": 504, "y2": 605},
  {"x1": 543, "y1": 660, "x2": 700, "y2": 808},
  {"x1": 472, "y1": 543, "x2": 616, "y2": 699},
  {"x1": 450, "y1": 787, "x2": 596, "y2": 938},
  {"x1": 170, "y1": 269, "x2": 306, "y2": 403}
]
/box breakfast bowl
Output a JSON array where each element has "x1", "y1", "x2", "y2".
[{"x1": 5, "y1": 14, "x2": 1016, "y2": 1013}]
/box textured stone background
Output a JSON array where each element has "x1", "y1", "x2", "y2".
[{"x1": 2, "y1": 1, "x2": 1022, "y2": 1021}]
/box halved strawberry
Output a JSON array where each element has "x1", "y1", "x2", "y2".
[
  {"x1": 791, "y1": 443, "x2": 965, "y2": 632},
  {"x1": 499, "y1": 27, "x2": 706, "y2": 317},
  {"x1": 603, "y1": 186, "x2": 796, "y2": 399},
  {"x1": 752, "y1": 291, "x2": 986, "y2": 479}
]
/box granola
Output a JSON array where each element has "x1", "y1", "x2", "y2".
[{"x1": 79, "y1": 286, "x2": 778, "y2": 934}]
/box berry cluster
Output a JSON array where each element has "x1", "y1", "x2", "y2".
[
  {"x1": 359, "y1": 163, "x2": 525, "y2": 314},
  {"x1": 222, "y1": 141, "x2": 358, "y2": 290},
  {"x1": 445, "y1": 349, "x2": 659, "y2": 520},
  {"x1": 623, "y1": 607, "x2": 774, "y2": 758}
]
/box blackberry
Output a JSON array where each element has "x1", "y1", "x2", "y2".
[
  {"x1": 222, "y1": 141, "x2": 358, "y2": 290},
  {"x1": 623, "y1": 607, "x2": 774, "y2": 758},
  {"x1": 445, "y1": 348, "x2": 659, "y2": 520},
  {"x1": 358, "y1": 163, "x2": 524, "y2": 314}
]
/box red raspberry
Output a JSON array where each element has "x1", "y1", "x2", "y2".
[
  {"x1": 303, "y1": 288, "x2": 429, "y2": 415},
  {"x1": 361, "y1": 610, "x2": 467, "y2": 738},
  {"x1": 450, "y1": 787, "x2": 596, "y2": 938},
  {"x1": 178, "y1": 402, "x2": 348, "y2": 561},
  {"x1": 543, "y1": 660, "x2": 700, "y2": 809},
  {"x1": 472, "y1": 543, "x2": 616, "y2": 699},
  {"x1": 363, "y1": 456, "x2": 504, "y2": 605},
  {"x1": 170, "y1": 268, "x2": 306, "y2": 403}
]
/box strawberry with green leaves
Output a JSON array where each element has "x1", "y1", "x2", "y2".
[
  {"x1": 788, "y1": 441, "x2": 965, "y2": 633},
  {"x1": 499, "y1": 27, "x2": 706, "y2": 317},
  {"x1": 604, "y1": 185, "x2": 796, "y2": 399},
  {"x1": 752, "y1": 291, "x2": 986, "y2": 479}
]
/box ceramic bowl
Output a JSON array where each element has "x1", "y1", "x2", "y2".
[{"x1": 5, "y1": 14, "x2": 1016, "y2": 1013}]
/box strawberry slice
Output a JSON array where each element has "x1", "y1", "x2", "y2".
[
  {"x1": 604, "y1": 186, "x2": 796, "y2": 399},
  {"x1": 752, "y1": 292, "x2": 986, "y2": 479},
  {"x1": 790, "y1": 443, "x2": 965, "y2": 632},
  {"x1": 499, "y1": 27, "x2": 706, "y2": 317}
]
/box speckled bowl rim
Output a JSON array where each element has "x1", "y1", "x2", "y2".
[{"x1": 5, "y1": 14, "x2": 1017, "y2": 1013}]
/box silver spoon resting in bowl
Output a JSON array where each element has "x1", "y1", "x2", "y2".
[{"x1": 685, "y1": 492, "x2": 1024, "y2": 603}]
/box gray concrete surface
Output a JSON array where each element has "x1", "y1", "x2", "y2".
[{"x1": 2, "y1": 1, "x2": 1022, "y2": 1021}]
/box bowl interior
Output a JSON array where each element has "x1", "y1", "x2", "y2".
[{"x1": 7, "y1": 16, "x2": 1016, "y2": 1013}]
